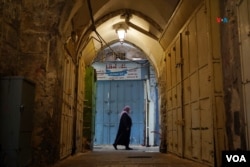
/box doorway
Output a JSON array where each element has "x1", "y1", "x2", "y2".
[
  {"x1": 91, "y1": 42, "x2": 160, "y2": 148},
  {"x1": 94, "y1": 80, "x2": 145, "y2": 145}
]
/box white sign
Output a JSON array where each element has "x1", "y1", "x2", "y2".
[{"x1": 93, "y1": 62, "x2": 141, "y2": 80}]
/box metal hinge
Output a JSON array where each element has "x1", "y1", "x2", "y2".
[{"x1": 242, "y1": 79, "x2": 250, "y2": 84}]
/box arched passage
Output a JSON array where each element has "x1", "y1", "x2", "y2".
[
  {"x1": 89, "y1": 41, "x2": 160, "y2": 148},
  {"x1": 1, "y1": 1, "x2": 239, "y2": 167},
  {"x1": 74, "y1": 1, "x2": 226, "y2": 166}
]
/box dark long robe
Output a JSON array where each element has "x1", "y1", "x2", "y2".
[{"x1": 113, "y1": 112, "x2": 132, "y2": 147}]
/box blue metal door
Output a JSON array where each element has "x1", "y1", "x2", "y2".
[{"x1": 95, "y1": 80, "x2": 144, "y2": 145}]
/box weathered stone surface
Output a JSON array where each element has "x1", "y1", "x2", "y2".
[
  {"x1": 1, "y1": 1, "x2": 69, "y2": 166},
  {"x1": 0, "y1": 0, "x2": 21, "y2": 75},
  {"x1": 220, "y1": 0, "x2": 247, "y2": 150},
  {"x1": 0, "y1": 0, "x2": 248, "y2": 166}
]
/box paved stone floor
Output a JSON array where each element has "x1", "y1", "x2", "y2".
[{"x1": 52, "y1": 145, "x2": 211, "y2": 167}]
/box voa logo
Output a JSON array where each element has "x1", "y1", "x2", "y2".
[
  {"x1": 226, "y1": 155, "x2": 247, "y2": 163},
  {"x1": 222, "y1": 151, "x2": 250, "y2": 167}
]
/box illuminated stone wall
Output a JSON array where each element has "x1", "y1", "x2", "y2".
[{"x1": 220, "y1": 0, "x2": 247, "y2": 150}]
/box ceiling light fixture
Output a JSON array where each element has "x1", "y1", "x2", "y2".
[
  {"x1": 113, "y1": 22, "x2": 128, "y2": 44},
  {"x1": 116, "y1": 28, "x2": 126, "y2": 42}
]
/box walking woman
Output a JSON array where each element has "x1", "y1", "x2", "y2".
[{"x1": 113, "y1": 106, "x2": 133, "y2": 150}]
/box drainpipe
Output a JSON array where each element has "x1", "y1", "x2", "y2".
[
  {"x1": 144, "y1": 80, "x2": 149, "y2": 147},
  {"x1": 72, "y1": 40, "x2": 80, "y2": 155},
  {"x1": 72, "y1": 63, "x2": 78, "y2": 155},
  {"x1": 146, "y1": 78, "x2": 154, "y2": 146},
  {"x1": 144, "y1": 79, "x2": 151, "y2": 147}
]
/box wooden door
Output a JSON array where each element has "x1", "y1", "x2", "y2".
[
  {"x1": 166, "y1": 4, "x2": 214, "y2": 164},
  {"x1": 166, "y1": 36, "x2": 183, "y2": 156},
  {"x1": 60, "y1": 55, "x2": 75, "y2": 159}
]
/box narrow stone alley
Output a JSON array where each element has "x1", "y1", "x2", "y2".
[
  {"x1": 1, "y1": 1, "x2": 250, "y2": 167},
  {"x1": 52, "y1": 146, "x2": 210, "y2": 167}
]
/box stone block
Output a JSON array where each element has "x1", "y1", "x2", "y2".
[{"x1": 20, "y1": 33, "x2": 47, "y2": 53}]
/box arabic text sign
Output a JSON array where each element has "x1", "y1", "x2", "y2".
[{"x1": 93, "y1": 62, "x2": 141, "y2": 80}]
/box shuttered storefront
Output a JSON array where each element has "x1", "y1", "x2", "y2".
[
  {"x1": 60, "y1": 55, "x2": 75, "y2": 158},
  {"x1": 95, "y1": 80, "x2": 145, "y2": 145},
  {"x1": 164, "y1": 3, "x2": 225, "y2": 165},
  {"x1": 93, "y1": 61, "x2": 148, "y2": 145}
]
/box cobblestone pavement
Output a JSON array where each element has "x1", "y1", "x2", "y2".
[{"x1": 52, "y1": 145, "x2": 211, "y2": 167}]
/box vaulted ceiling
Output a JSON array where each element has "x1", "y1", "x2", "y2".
[{"x1": 59, "y1": 0, "x2": 202, "y2": 75}]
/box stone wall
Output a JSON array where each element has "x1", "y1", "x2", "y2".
[
  {"x1": 0, "y1": 0, "x2": 70, "y2": 166},
  {"x1": 20, "y1": 1, "x2": 67, "y2": 166},
  {"x1": 0, "y1": 0, "x2": 21, "y2": 75},
  {"x1": 220, "y1": 0, "x2": 247, "y2": 150},
  {"x1": 1, "y1": 0, "x2": 248, "y2": 166}
]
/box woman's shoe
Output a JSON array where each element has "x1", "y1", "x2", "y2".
[{"x1": 113, "y1": 144, "x2": 117, "y2": 150}]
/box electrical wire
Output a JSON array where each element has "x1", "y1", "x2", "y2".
[{"x1": 87, "y1": 0, "x2": 149, "y2": 65}]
